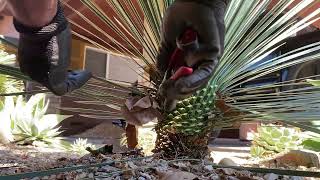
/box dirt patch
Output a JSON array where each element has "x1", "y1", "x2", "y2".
[{"x1": 0, "y1": 144, "x2": 81, "y2": 175}]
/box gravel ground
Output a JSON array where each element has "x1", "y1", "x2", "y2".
[{"x1": 0, "y1": 144, "x2": 319, "y2": 180}]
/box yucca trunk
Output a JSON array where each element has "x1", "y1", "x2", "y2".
[
  {"x1": 154, "y1": 122, "x2": 211, "y2": 158},
  {"x1": 152, "y1": 91, "x2": 241, "y2": 158}
]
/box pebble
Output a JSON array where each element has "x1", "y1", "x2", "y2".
[
  {"x1": 123, "y1": 169, "x2": 136, "y2": 179},
  {"x1": 76, "y1": 172, "x2": 87, "y2": 179},
  {"x1": 139, "y1": 172, "x2": 153, "y2": 180},
  {"x1": 227, "y1": 176, "x2": 240, "y2": 180},
  {"x1": 100, "y1": 165, "x2": 119, "y2": 172},
  {"x1": 209, "y1": 174, "x2": 220, "y2": 180},
  {"x1": 252, "y1": 176, "x2": 264, "y2": 180},
  {"x1": 127, "y1": 161, "x2": 138, "y2": 169},
  {"x1": 218, "y1": 158, "x2": 238, "y2": 166},
  {"x1": 88, "y1": 173, "x2": 94, "y2": 178},
  {"x1": 138, "y1": 177, "x2": 146, "y2": 180},
  {"x1": 114, "y1": 162, "x2": 124, "y2": 168},
  {"x1": 219, "y1": 168, "x2": 236, "y2": 175},
  {"x1": 204, "y1": 165, "x2": 214, "y2": 172},
  {"x1": 290, "y1": 176, "x2": 304, "y2": 180},
  {"x1": 264, "y1": 173, "x2": 279, "y2": 180},
  {"x1": 56, "y1": 174, "x2": 64, "y2": 179},
  {"x1": 49, "y1": 175, "x2": 56, "y2": 179}
]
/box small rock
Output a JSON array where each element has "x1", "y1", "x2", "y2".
[
  {"x1": 264, "y1": 173, "x2": 279, "y2": 180},
  {"x1": 138, "y1": 177, "x2": 146, "y2": 180},
  {"x1": 235, "y1": 170, "x2": 252, "y2": 178},
  {"x1": 56, "y1": 174, "x2": 64, "y2": 179},
  {"x1": 100, "y1": 165, "x2": 119, "y2": 172},
  {"x1": 252, "y1": 176, "x2": 264, "y2": 180},
  {"x1": 218, "y1": 158, "x2": 238, "y2": 166},
  {"x1": 204, "y1": 165, "x2": 214, "y2": 172},
  {"x1": 265, "y1": 150, "x2": 320, "y2": 168},
  {"x1": 49, "y1": 175, "x2": 56, "y2": 179},
  {"x1": 31, "y1": 177, "x2": 40, "y2": 180},
  {"x1": 145, "y1": 158, "x2": 153, "y2": 163},
  {"x1": 227, "y1": 176, "x2": 240, "y2": 180},
  {"x1": 218, "y1": 168, "x2": 236, "y2": 176},
  {"x1": 114, "y1": 162, "x2": 124, "y2": 168},
  {"x1": 123, "y1": 169, "x2": 136, "y2": 179},
  {"x1": 88, "y1": 173, "x2": 94, "y2": 178},
  {"x1": 127, "y1": 161, "x2": 138, "y2": 169},
  {"x1": 171, "y1": 162, "x2": 190, "y2": 171},
  {"x1": 155, "y1": 166, "x2": 168, "y2": 173},
  {"x1": 111, "y1": 154, "x2": 122, "y2": 160},
  {"x1": 157, "y1": 170, "x2": 197, "y2": 180},
  {"x1": 140, "y1": 172, "x2": 153, "y2": 180},
  {"x1": 42, "y1": 176, "x2": 49, "y2": 180},
  {"x1": 76, "y1": 172, "x2": 87, "y2": 179},
  {"x1": 209, "y1": 174, "x2": 220, "y2": 180},
  {"x1": 290, "y1": 176, "x2": 304, "y2": 180}
]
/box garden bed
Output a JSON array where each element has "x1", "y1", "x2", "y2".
[{"x1": 0, "y1": 142, "x2": 319, "y2": 180}]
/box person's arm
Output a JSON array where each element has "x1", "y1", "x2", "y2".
[
  {"x1": 7, "y1": 0, "x2": 92, "y2": 95},
  {"x1": 6, "y1": 0, "x2": 57, "y2": 27}
]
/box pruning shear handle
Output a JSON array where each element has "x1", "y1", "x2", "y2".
[{"x1": 168, "y1": 28, "x2": 199, "y2": 81}]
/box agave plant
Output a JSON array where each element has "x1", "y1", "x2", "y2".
[
  {"x1": 68, "y1": 138, "x2": 96, "y2": 155},
  {"x1": 0, "y1": 0, "x2": 320, "y2": 158},
  {"x1": 0, "y1": 50, "x2": 24, "y2": 95},
  {"x1": 0, "y1": 93, "x2": 71, "y2": 147}
]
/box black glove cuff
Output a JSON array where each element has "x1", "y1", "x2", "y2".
[
  {"x1": 176, "y1": 0, "x2": 230, "y2": 9},
  {"x1": 13, "y1": 1, "x2": 68, "y2": 40}
]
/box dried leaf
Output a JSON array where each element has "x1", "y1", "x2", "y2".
[
  {"x1": 122, "y1": 96, "x2": 162, "y2": 126},
  {"x1": 125, "y1": 96, "x2": 152, "y2": 111}
]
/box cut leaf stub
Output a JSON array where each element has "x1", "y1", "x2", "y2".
[{"x1": 122, "y1": 96, "x2": 162, "y2": 126}]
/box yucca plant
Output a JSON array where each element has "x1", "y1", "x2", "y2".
[
  {"x1": 59, "y1": 0, "x2": 320, "y2": 158},
  {"x1": 0, "y1": 0, "x2": 320, "y2": 158}
]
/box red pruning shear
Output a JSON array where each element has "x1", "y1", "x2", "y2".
[{"x1": 167, "y1": 28, "x2": 199, "y2": 80}]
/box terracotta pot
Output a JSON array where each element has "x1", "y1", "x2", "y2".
[{"x1": 239, "y1": 121, "x2": 260, "y2": 141}]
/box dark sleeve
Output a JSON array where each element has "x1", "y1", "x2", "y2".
[{"x1": 156, "y1": 21, "x2": 175, "y2": 77}]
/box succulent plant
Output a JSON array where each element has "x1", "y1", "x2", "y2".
[
  {"x1": 250, "y1": 126, "x2": 303, "y2": 157},
  {"x1": 68, "y1": 138, "x2": 96, "y2": 155},
  {"x1": 0, "y1": 94, "x2": 71, "y2": 147}
]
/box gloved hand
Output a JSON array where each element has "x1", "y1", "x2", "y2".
[
  {"x1": 13, "y1": 1, "x2": 91, "y2": 96},
  {"x1": 157, "y1": 0, "x2": 229, "y2": 111}
]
